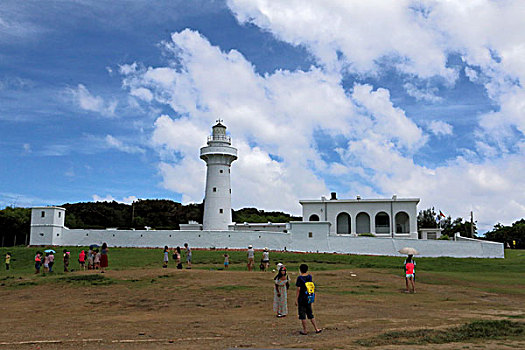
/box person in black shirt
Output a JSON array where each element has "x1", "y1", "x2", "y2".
[{"x1": 295, "y1": 264, "x2": 322, "y2": 335}]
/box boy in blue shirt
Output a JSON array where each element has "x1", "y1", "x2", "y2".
[{"x1": 295, "y1": 263, "x2": 322, "y2": 335}]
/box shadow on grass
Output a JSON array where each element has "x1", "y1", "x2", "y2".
[{"x1": 356, "y1": 320, "x2": 525, "y2": 347}]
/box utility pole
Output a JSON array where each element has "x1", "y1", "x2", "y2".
[{"x1": 470, "y1": 211, "x2": 474, "y2": 238}]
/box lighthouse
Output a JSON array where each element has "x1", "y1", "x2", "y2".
[{"x1": 200, "y1": 120, "x2": 238, "y2": 230}]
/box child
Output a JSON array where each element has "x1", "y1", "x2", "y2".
[
  {"x1": 223, "y1": 253, "x2": 229, "y2": 269},
  {"x1": 63, "y1": 249, "x2": 70, "y2": 272},
  {"x1": 295, "y1": 263, "x2": 321, "y2": 335},
  {"x1": 94, "y1": 249, "x2": 101, "y2": 269},
  {"x1": 78, "y1": 250, "x2": 86, "y2": 270},
  {"x1": 5, "y1": 252, "x2": 11, "y2": 271},
  {"x1": 35, "y1": 251, "x2": 42, "y2": 274},
  {"x1": 163, "y1": 246, "x2": 169, "y2": 268}
]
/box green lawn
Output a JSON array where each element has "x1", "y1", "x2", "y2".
[{"x1": 1, "y1": 246, "x2": 524, "y2": 279}]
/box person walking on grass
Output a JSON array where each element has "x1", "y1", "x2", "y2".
[
  {"x1": 404, "y1": 255, "x2": 416, "y2": 293},
  {"x1": 184, "y1": 243, "x2": 192, "y2": 269},
  {"x1": 295, "y1": 263, "x2": 322, "y2": 335},
  {"x1": 5, "y1": 252, "x2": 11, "y2": 271},
  {"x1": 274, "y1": 265, "x2": 290, "y2": 317},
  {"x1": 247, "y1": 245, "x2": 255, "y2": 271},
  {"x1": 63, "y1": 249, "x2": 70, "y2": 272},
  {"x1": 100, "y1": 243, "x2": 109, "y2": 273},
  {"x1": 163, "y1": 246, "x2": 169, "y2": 268}
]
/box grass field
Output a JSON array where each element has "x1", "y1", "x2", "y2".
[{"x1": 1, "y1": 247, "x2": 524, "y2": 349}]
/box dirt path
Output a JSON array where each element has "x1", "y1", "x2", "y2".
[{"x1": 1, "y1": 268, "x2": 524, "y2": 349}]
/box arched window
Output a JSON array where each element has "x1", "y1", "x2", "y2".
[
  {"x1": 395, "y1": 212, "x2": 410, "y2": 234},
  {"x1": 356, "y1": 212, "x2": 371, "y2": 234},
  {"x1": 309, "y1": 214, "x2": 320, "y2": 221},
  {"x1": 336, "y1": 212, "x2": 351, "y2": 234},
  {"x1": 375, "y1": 212, "x2": 390, "y2": 234}
]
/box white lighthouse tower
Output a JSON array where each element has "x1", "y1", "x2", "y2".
[{"x1": 200, "y1": 120, "x2": 238, "y2": 230}]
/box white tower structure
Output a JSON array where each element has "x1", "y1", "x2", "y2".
[
  {"x1": 200, "y1": 120, "x2": 238, "y2": 230},
  {"x1": 30, "y1": 207, "x2": 66, "y2": 245}
]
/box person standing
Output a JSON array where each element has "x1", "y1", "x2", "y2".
[
  {"x1": 274, "y1": 265, "x2": 290, "y2": 317},
  {"x1": 48, "y1": 252, "x2": 55, "y2": 273},
  {"x1": 262, "y1": 248, "x2": 270, "y2": 271},
  {"x1": 404, "y1": 255, "x2": 416, "y2": 293},
  {"x1": 63, "y1": 249, "x2": 70, "y2": 272},
  {"x1": 43, "y1": 252, "x2": 50, "y2": 273},
  {"x1": 175, "y1": 246, "x2": 182, "y2": 269},
  {"x1": 87, "y1": 249, "x2": 94, "y2": 270},
  {"x1": 223, "y1": 253, "x2": 229, "y2": 269},
  {"x1": 78, "y1": 250, "x2": 86, "y2": 271},
  {"x1": 100, "y1": 243, "x2": 109, "y2": 273},
  {"x1": 184, "y1": 243, "x2": 192, "y2": 269},
  {"x1": 247, "y1": 245, "x2": 255, "y2": 271},
  {"x1": 94, "y1": 249, "x2": 101, "y2": 270},
  {"x1": 35, "y1": 251, "x2": 42, "y2": 274},
  {"x1": 163, "y1": 246, "x2": 169, "y2": 268},
  {"x1": 5, "y1": 252, "x2": 11, "y2": 271},
  {"x1": 295, "y1": 264, "x2": 321, "y2": 335}
]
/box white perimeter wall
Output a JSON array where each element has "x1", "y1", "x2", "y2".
[{"x1": 45, "y1": 224, "x2": 504, "y2": 258}]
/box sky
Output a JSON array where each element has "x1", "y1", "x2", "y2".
[{"x1": 1, "y1": 0, "x2": 524, "y2": 232}]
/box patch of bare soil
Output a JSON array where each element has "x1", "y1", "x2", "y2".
[{"x1": 0, "y1": 268, "x2": 523, "y2": 349}]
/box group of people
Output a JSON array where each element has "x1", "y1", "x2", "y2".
[
  {"x1": 33, "y1": 242, "x2": 109, "y2": 274},
  {"x1": 162, "y1": 243, "x2": 192, "y2": 269},
  {"x1": 272, "y1": 262, "x2": 323, "y2": 335},
  {"x1": 246, "y1": 245, "x2": 270, "y2": 271}
]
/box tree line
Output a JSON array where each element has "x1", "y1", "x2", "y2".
[
  {"x1": 417, "y1": 207, "x2": 524, "y2": 248},
  {"x1": 0, "y1": 200, "x2": 301, "y2": 247}
]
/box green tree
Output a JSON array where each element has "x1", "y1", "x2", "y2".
[
  {"x1": 485, "y1": 219, "x2": 525, "y2": 248},
  {"x1": 417, "y1": 207, "x2": 438, "y2": 229}
]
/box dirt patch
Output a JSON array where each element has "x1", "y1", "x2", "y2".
[{"x1": 0, "y1": 268, "x2": 524, "y2": 349}]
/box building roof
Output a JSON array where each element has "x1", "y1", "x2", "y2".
[{"x1": 300, "y1": 197, "x2": 420, "y2": 204}]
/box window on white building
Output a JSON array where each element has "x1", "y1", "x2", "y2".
[
  {"x1": 219, "y1": 209, "x2": 223, "y2": 214},
  {"x1": 375, "y1": 212, "x2": 390, "y2": 234},
  {"x1": 309, "y1": 214, "x2": 320, "y2": 221},
  {"x1": 356, "y1": 212, "x2": 371, "y2": 234},
  {"x1": 41, "y1": 211, "x2": 45, "y2": 218},
  {"x1": 336, "y1": 212, "x2": 351, "y2": 234}
]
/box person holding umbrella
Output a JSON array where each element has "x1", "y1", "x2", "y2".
[{"x1": 399, "y1": 247, "x2": 417, "y2": 294}]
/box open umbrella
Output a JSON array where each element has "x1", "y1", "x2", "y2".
[
  {"x1": 89, "y1": 244, "x2": 100, "y2": 249},
  {"x1": 44, "y1": 249, "x2": 56, "y2": 253},
  {"x1": 398, "y1": 247, "x2": 418, "y2": 255}
]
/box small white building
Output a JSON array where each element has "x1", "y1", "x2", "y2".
[{"x1": 300, "y1": 193, "x2": 419, "y2": 239}]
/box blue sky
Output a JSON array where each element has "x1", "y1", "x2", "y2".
[{"x1": 1, "y1": 1, "x2": 524, "y2": 232}]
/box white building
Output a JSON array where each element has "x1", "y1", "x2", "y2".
[
  {"x1": 301, "y1": 193, "x2": 419, "y2": 239},
  {"x1": 200, "y1": 121, "x2": 237, "y2": 230}
]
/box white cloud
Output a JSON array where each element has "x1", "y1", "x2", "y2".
[
  {"x1": 68, "y1": 84, "x2": 117, "y2": 117},
  {"x1": 119, "y1": 24, "x2": 525, "y2": 230},
  {"x1": 428, "y1": 120, "x2": 453, "y2": 137},
  {"x1": 121, "y1": 29, "x2": 431, "y2": 213},
  {"x1": 92, "y1": 194, "x2": 137, "y2": 204},
  {"x1": 105, "y1": 135, "x2": 145, "y2": 154},
  {"x1": 23, "y1": 143, "x2": 31, "y2": 153},
  {"x1": 403, "y1": 83, "x2": 442, "y2": 103}
]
